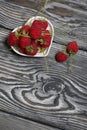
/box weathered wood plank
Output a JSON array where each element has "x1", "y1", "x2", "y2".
[
  {"x1": 0, "y1": 112, "x2": 61, "y2": 130},
  {"x1": 0, "y1": 37, "x2": 87, "y2": 130},
  {"x1": 0, "y1": 0, "x2": 87, "y2": 50}
]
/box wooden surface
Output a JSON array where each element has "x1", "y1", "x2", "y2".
[{"x1": 0, "y1": 0, "x2": 87, "y2": 130}]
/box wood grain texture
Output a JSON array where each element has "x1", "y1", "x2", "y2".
[{"x1": 0, "y1": 0, "x2": 87, "y2": 130}]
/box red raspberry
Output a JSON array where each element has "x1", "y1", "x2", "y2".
[
  {"x1": 38, "y1": 35, "x2": 51, "y2": 48},
  {"x1": 42, "y1": 30, "x2": 51, "y2": 36},
  {"x1": 32, "y1": 20, "x2": 42, "y2": 28},
  {"x1": 19, "y1": 36, "x2": 31, "y2": 49},
  {"x1": 25, "y1": 43, "x2": 38, "y2": 56},
  {"x1": 32, "y1": 19, "x2": 48, "y2": 30},
  {"x1": 55, "y1": 52, "x2": 68, "y2": 62},
  {"x1": 18, "y1": 48, "x2": 25, "y2": 54},
  {"x1": 20, "y1": 25, "x2": 30, "y2": 33},
  {"x1": 41, "y1": 20, "x2": 48, "y2": 30},
  {"x1": 7, "y1": 32, "x2": 18, "y2": 46},
  {"x1": 30, "y1": 27, "x2": 42, "y2": 39},
  {"x1": 67, "y1": 41, "x2": 78, "y2": 54}
]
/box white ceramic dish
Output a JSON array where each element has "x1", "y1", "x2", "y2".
[{"x1": 11, "y1": 16, "x2": 54, "y2": 57}]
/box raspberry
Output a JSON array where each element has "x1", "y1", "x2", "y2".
[
  {"x1": 7, "y1": 32, "x2": 18, "y2": 46},
  {"x1": 20, "y1": 25, "x2": 30, "y2": 33},
  {"x1": 42, "y1": 30, "x2": 51, "y2": 36},
  {"x1": 32, "y1": 19, "x2": 48, "y2": 30},
  {"x1": 55, "y1": 52, "x2": 68, "y2": 62},
  {"x1": 19, "y1": 48, "x2": 25, "y2": 54},
  {"x1": 38, "y1": 35, "x2": 51, "y2": 48},
  {"x1": 67, "y1": 41, "x2": 78, "y2": 54},
  {"x1": 41, "y1": 20, "x2": 48, "y2": 30},
  {"x1": 19, "y1": 36, "x2": 31, "y2": 49},
  {"x1": 25, "y1": 43, "x2": 38, "y2": 56},
  {"x1": 30, "y1": 27, "x2": 42, "y2": 39},
  {"x1": 32, "y1": 20, "x2": 42, "y2": 29}
]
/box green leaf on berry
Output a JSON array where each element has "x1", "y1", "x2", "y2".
[{"x1": 38, "y1": 47, "x2": 45, "y2": 53}]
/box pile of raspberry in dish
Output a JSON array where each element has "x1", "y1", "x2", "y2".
[{"x1": 7, "y1": 18, "x2": 52, "y2": 56}]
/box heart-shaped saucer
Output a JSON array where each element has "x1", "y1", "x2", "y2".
[{"x1": 11, "y1": 16, "x2": 54, "y2": 57}]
